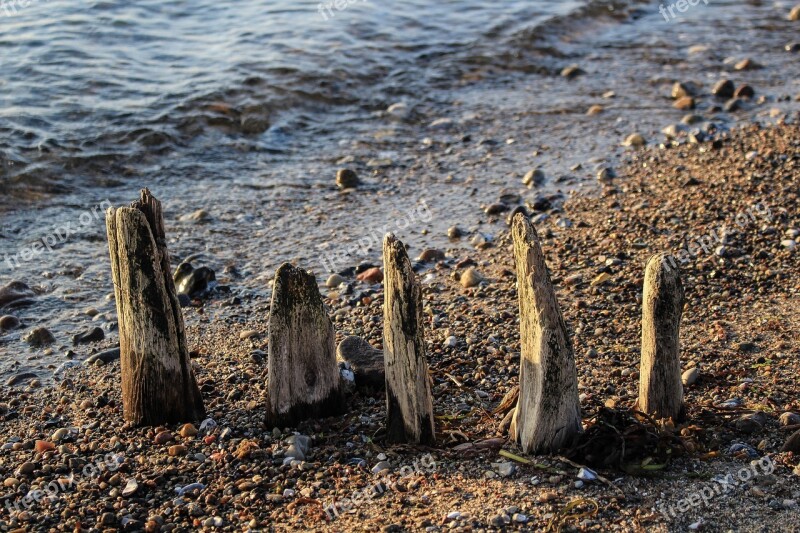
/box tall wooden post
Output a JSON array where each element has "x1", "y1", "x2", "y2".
[
  {"x1": 383, "y1": 234, "x2": 435, "y2": 445},
  {"x1": 106, "y1": 189, "x2": 205, "y2": 426},
  {"x1": 267, "y1": 263, "x2": 344, "y2": 426},
  {"x1": 510, "y1": 214, "x2": 581, "y2": 453},
  {"x1": 637, "y1": 253, "x2": 685, "y2": 420}
]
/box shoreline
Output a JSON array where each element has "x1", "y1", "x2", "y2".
[{"x1": 0, "y1": 121, "x2": 798, "y2": 531}]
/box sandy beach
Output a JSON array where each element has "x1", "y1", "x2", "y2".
[{"x1": 1, "y1": 121, "x2": 798, "y2": 532}]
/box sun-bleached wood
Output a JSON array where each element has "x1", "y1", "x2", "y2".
[
  {"x1": 106, "y1": 189, "x2": 205, "y2": 426},
  {"x1": 509, "y1": 213, "x2": 582, "y2": 453},
  {"x1": 637, "y1": 253, "x2": 685, "y2": 420},
  {"x1": 267, "y1": 263, "x2": 344, "y2": 426},
  {"x1": 382, "y1": 234, "x2": 435, "y2": 445}
]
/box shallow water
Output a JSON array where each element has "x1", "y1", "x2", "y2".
[{"x1": 0, "y1": 0, "x2": 798, "y2": 380}]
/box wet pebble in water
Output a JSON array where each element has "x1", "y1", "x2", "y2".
[
  {"x1": 72, "y1": 326, "x2": 105, "y2": 345},
  {"x1": 0, "y1": 315, "x2": 20, "y2": 331},
  {"x1": 336, "y1": 168, "x2": 360, "y2": 190},
  {"x1": 23, "y1": 327, "x2": 56, "y2": 347}
]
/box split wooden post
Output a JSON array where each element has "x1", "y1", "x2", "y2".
[
  {"x1": 637, "y1": 253, "x2": 685, "y2": 420},
  {"x1": 382, "y1": 234, "x2": 435, "y2": 445},
  {"x1": 267, "y1": 263, "x2": 344, "y2": 426},
  {"x1": 510, "y1": 214, "x2": 582, "y2": 453},
  {"x1": 106, "y1": 189, "x2": 205, "y2": 426}
]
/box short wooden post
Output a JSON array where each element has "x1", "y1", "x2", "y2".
[
  {"x1": 106, "y1": 189, "x2": 205, "y2": 426},
  {"x1": 637, "y1": 253, "x2": 685, "y2": 420},
  {"x1": 509, "y1": 214, "x2": 582, "y2": 453},
  {"x1": 383, "y1": 234, "x2": 435, "y2": 445},
  {"x1": 267, "y1": 263, "x2": 344, "y2": 426}
]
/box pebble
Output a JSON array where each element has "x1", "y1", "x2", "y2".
[
  {"x1": 671, "y1": 82, "x2": 697, "y2": 99},
  {"x1": 522, "y1": 169, "x2": 545, "y2": 187},
  {"x1": 782, "y1": 430, "x2": 800, "y2": 453},
  {"x1": 577, "y1": 467, "x2": 597, "y2": 481},
  {"x1": 15, "y1": 462, "x2": 35, "y2": 476},
  {"x1": 596, "y1": 167, "x2": 615, "y2": 184},
  {"x1": 712, "y1": 79, "x2": 735, "y2": 99},
  {"x1": 586, "y1": 104, "x2": 604, "y2": 115},
  {"x1": 83, "y1": 347, "x2": 120, "y2": 365},
  {"x1": 460, "y1": 268, "x2": 483, "y2": 288},
  {"x1": 178, "y1": 209, "x2": 210, "y2": 223},
  {"x1": 6, "y1": 372, "x2": 37, "y2": 386},
  {"x1": 622, "y1": 133, "x2": 646, "y2": 147},
  {"x1": 51, "y1": 428, "x2": 69, "y2": 441},
  {"x1": 779, "y1": 412, "x2": 800, "y2": 426},
  {"x1": 122, "y1": 478, "x2": 139, "y2": 497},
  {"x1": 35, "y1": 440, "x2": 55, "y2": 453},
  {"x1": 23, "y1": 327, "x2": 56, "y2": 347},
  {"x1": 72, "y1": 326, "x2": 105, "y2": 345},
  {"x1": 736, "y1": 412, "x2": 766, "y2": 434},
  {"x1": 154, "y1": 431, "x2": 174, "y2": 445},
  {"x1": 560, "y1": 65, "x2": 585, "y2": 78},
  {"x1": 734, "y1": 84, "x2": 755, "y2": 98},
  {"x1": 336, "y1": 169, "x2": 360, "y2": 189},
  {"x1": 239, "y1": 330, "x2": 259, "y2": 340},
  {"x1": 496, "y1": 462, "x2": 516, "y2": 477},
  {"x1": 780, "y1": 239, "x2": 796, "y2": 250},
  {"x1": 168, "y1": 444, "x2": 188, "y2": 456},
  {"x1": 734, "y1": 58, "x2": 759, "y2": 71},
  {"x1": 673, "y1": 96, "x2": 695, "y2": 110},
  {"x1": 0, "y1": 281, "x2": 36, "y2": 308},
  {"x1": 175, "y1": 264, "x2": 216, "y2": 297},
  {"x1": 444, "y1": 336, "x2": 458, "y2": 348},
  {"x1": 372, "y1": 461, "x2": 391, "y2": 475},
  {"x1": 447, "y1": 226, "x2": 464, "y2": 239},
  {"x1": 336, "y1": 336, "x2": 384, "y2": 389},
  {"x1": 417, "y1": 248, "x2": 445, "y2": 263},
  {"x1": 682, "y1": 367, "x2": 699, "y2": 386},
  {"x1": 180, "y1": 423, "x2": 198, "y2": 438},
  {"x1": 356, "y1": 267, "x2": 383, "y2": 284},
  {"x1": 326, "y1": 274, "x2": 345, "y2": 288},
  {"x1": 790, "y1": 5, "x2": 800, "y2": 20},
  {"x1": 0, "y1": 315, "x2": 20, "y2": 331}
]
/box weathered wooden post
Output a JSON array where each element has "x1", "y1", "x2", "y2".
[
  {"x1": 106, "y1": 189, "x2": 205, "y2": 426},
  {"x1": 509, "y1": 214, "x2": 582, "y2": 453},
  {"x1": 267, "y1": 263, "x2": 344, "y2": 426},
  {"x1": 382, "y1": 234, "x2": 435, "y2": 445},
  {"x1": 637, "y1": 253, "x2": 685, "y2": 420}
]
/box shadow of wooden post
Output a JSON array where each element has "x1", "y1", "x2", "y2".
[{"x1": 106, "y1": 189, "x2": 205, "y2": 426}]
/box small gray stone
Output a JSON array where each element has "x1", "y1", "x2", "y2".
[
  {"x1": 372, "y1": 461, "x2": 391, "y2": 475},
  {"x1": 336, "y1": 336, "x2": 384, "y2": 389},
  {"x1": 72, "y1": 326, "x2": 105, "y2": 345}
]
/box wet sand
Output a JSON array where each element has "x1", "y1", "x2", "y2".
[{"x1": 0, "y1": 122, "x2": 798, "y2": 532}]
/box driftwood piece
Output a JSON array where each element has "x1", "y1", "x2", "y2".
[
  {"x1": 267, "y1": 263, "x2": 343, "y2": 426},
  {"x1": 510, "y1": 214, "x2": 582, "y2": 453},
  {"x1": 637, "y1": 253, "x2": 685, "y2": 420},
  {"x1": 106, "y1": 189, "x2": 205, "y2": 426},
  {"x1": 382, "y1": 234, "x2": 435, "y2": 445}
]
